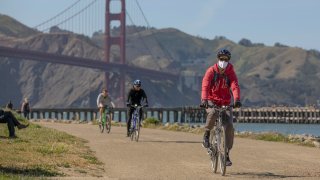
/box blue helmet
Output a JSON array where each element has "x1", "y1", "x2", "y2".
[
  {"x1": 217, "y1": 48, "x2": 231, "y2": 60},
  {"x1": 133, "y1": 79, "x2": 141, "y2": 86}
]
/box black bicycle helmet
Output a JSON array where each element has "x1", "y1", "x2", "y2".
[
  {"x1": 217, "y1": 48, "x2": 231, "y2": 60},
  {"x1": 133, "y1": 79, "x2": 141, "y2": 86}
]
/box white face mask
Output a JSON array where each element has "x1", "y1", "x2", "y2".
[{"x1": 218, "y1": 60, "x2": 228, "y2": 69}]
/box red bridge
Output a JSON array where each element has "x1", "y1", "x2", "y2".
[
  {"x1": 0, "y1": 0, "x2": 181, "y2": 106},
  {"x1": 0, "y1": 46, "x2": 178, "y2": 80}
]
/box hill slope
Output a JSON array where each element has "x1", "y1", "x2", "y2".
[{"x1": 1, "y1": 15, "x2": 320, "y2": 107}]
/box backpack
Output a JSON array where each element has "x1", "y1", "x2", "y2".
[{"x1": 211, "y1": 65, "x2": 231, "y2": 88}]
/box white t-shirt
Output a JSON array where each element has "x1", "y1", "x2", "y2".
[{"x1": 96, "y1": 93, "x2": 115, "y2": 108}]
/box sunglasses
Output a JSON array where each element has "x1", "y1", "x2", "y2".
[{"x1": 218, "y1": 56, "x2": 230, "y2": 61}]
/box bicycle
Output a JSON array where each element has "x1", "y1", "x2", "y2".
[
  {"x1": 99, "y1": 106, "x2": 112, "y2": 134},
  {"x1": 200, "y1": 104, "x2": 233, "y2": 176},
  {"x1": 128, "y1": 104, "x2": 144, "y2": 142}
]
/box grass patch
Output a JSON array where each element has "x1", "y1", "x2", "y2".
[
  {"x1": 0, "y1": 109, "x2": 104, "y2": 178},
  {"x1": 236, "y1": 132, "x2": 316, "y2": 147},
  {"x1": 81, "y1": 151, "x2": 103, "y2": 165}
]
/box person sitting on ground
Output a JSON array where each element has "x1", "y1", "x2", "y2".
[{"x1": 0, "y1": 109, "x2": 29, "y2": 138}]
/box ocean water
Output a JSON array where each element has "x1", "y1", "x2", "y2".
[
  {"x1": 234, "y1": 123, "x2": 320, "y2": 136},
  {"x1": 38, "y1": 112, "x2": 320, "y2": 136}
]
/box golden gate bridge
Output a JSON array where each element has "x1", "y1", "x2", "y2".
[{"x1": 0, "y1": 0, "x2": 184, "y2": 106}]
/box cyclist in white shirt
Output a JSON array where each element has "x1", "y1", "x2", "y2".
[{"x1": 97, "y1": 89, "x2": 115, "y2": 124}]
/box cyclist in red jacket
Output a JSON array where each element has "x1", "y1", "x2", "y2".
[{"x1": 201, "y1": 48, "x2": 242, "y2": 166}]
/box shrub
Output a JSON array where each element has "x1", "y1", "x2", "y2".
[{"x1": 143, "y1": 117, "x2": 160, "y2": 126}]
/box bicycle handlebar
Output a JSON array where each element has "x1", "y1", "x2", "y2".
[
  {"x1": 130, "y1": 104, "x2": 147, "y2": 108},
  {"x1": 199, "y1": 104, "x2": 234, "y2": 110},
  {"x1": 102, "y1": 106, "x2": 113, "y2": 109}
]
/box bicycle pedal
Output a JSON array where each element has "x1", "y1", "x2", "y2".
[{"x1": 206, "y1": 149, "x2": 212, "y2": 155}]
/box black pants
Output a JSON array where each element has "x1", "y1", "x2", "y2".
[
  {"x1": 23, "y1": 111, "x2": 30, "y2": 120},
  {"x1": 0, "y1": 111, "x2": 21, "y2": 137},
  {"x1": 127, "y1": 107, "x2": 143, "y2": 133}
]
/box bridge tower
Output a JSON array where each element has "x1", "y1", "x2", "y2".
[{"x1": 105, "y1": 0, "x2": 126, "y2": 106}]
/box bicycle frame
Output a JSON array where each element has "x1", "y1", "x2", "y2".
[
  {"x1": 100, "y1": 106, "x2": 112, "y2": 133},
  {"x1": 214, "y1": 106, "x2": 231, "y2": 146},
  {"x1": 202, "y1": 104, "x2": 232, "y2": 176},
  {"x1": 132, "y1": 108, "x2": 140, "y2": 130},
  {"x1": 102, "y1": 106, "x2": 111, "y2": 123},
  {"x1": 129, "y1": 104, "x2": 144, "y2": 142}
]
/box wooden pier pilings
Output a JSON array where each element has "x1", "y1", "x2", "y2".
[
  {"x1": 234, "y1": 107, "x2": 320, "y2": 124},
  {"x1": 28, "y1": 107, "x2": 320, "y2": 124}
]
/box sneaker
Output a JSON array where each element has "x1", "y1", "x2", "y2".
[
  {"x1": 17, "y1": 124, "x2": 29, "y2": 129},
  {"x1": 202, "y1": 131, "x2": 210, "y2": 148},
  {"x1": 202, "y1": 136, "x2": 210, "y2": 149},
  {"x1": 226, "y1": 155, "x2": 232, "y2": 166}
]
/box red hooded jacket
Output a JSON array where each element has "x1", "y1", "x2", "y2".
[{"x1": 201, "y1": 63, "x2": 240, "y2": 106}]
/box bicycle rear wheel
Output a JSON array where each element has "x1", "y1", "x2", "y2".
[
  {"x1": 218, "y1": 126, "x2": 227, "y2": 176},
  {"x1": 210, "y1": 129, "x2": 218, "y2": 173}
]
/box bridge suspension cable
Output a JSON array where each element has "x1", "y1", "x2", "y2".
[
  {"x1": 32, "y1": 0, "x2": 174, "y2": 63},
  {"x1": 34, "y1": 0, "x2": 103, "y2": 36},
  {"x1": 126, "y1": 10, "x2": 155, "y2": 60},
  {"x1": 134, "y1": 0, "x2": 175, "y2": 62},
  {"x1": 33, "y1": 0, "x2": 81, "y2": 29}
]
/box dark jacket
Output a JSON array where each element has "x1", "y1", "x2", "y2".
[
  {"x1": 126, "y1": 88, "x2": 148, "y2": 106},
  {"x1": 22, "y1": 102, "x2": 30, "y2": 113}
]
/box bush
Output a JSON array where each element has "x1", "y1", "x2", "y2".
[
  {"x1": 143, "y1": 117, "x2": 160, "y2": 126},
  {"x1": 238, "y1": 38, "x2": 253, "y2": 47},
  {"x1": 274, "y1": 42, "x2": 288, "y2": 47}
]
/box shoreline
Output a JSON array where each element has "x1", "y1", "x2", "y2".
[{"x1": 29, "y1": 119, "x2": 320, "y2": 148}]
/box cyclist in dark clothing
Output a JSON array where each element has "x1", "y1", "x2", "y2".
[
  {"x1": 126, "y1": 79, "x2": 148, "y2": 136},
  {"x1": 0, "y1": 109, "x2": 29, "y2": 138}
]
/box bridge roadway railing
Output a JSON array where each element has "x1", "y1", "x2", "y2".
[{"x1": 29, "y1": 107, "x2": 320, "y2": 124}]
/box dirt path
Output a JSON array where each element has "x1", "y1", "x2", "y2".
[{"x1": 37, "y1": 122, "x2": 320, "y2": 180}]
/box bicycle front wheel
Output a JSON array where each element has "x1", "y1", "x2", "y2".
[
  {"x1": 100, "y1": 120, "x2": 105, "y2": 133},
  {"x1": 100, "y1": 112, "x2": 107, "y2": 133},
  {"x1": 135, "y1": 119, "x2": 140, "y2": 142},
  {"x1": 218, "y1": 126, "x2": 227, "y2": 176},
  {"x1": 106, "y1": 116, "x2": 111, "y2": 134},
  {"x1": 130, "y1": 128, "x2": 135, "y2": 141},
  {"x1": 130, "y1": 119, "x2": 136, "y2": 141},
  {"x1": 210, "y1": 129, "x2": 218, "y2": 173}
]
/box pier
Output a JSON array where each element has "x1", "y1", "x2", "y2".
[{"x1": 28, "y1": 107, "x2": 320, "y2": 124}]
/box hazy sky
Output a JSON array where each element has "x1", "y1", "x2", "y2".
[{"x1": 0, "y1": 0, "x2": 319, "y2": 50}]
